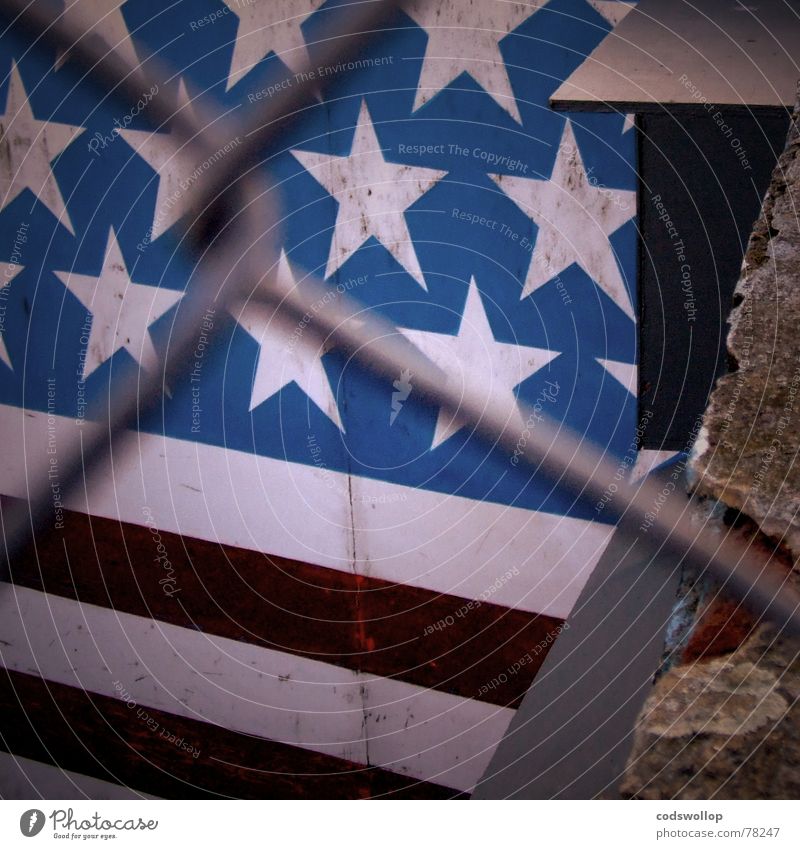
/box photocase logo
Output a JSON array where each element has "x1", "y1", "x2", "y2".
[
  {"x1": 390, "y1": 368, "x2": 413, "y2": 425},
  {"x1": 19, "y1": 809, "x2": 45, "y2": 837}
]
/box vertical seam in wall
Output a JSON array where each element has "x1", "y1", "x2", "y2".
[
  {"x1": 345, "y1": 470, "x2": 371, "y2": 768},
  {"x1": 318, "y1": 96, "x2": 371, "y2": 773}
]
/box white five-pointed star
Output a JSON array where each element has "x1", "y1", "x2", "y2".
[
  {"x1": 402, "y1": 277, "x2": 559, "y2": 447},
  {"x1": 221, "y1": 0, "x2": 324, "y2": 91},
  {"x1": 490, "y1": 120, "x2": 636, "y2": 317},
  {"x1": 231, "y1": 250, "x2": 344, "y2": 430},
  {"x1": 405, "y1": 0, "x2": 543, "y2": 124},
  {"x1": 54, "y1": 228, "x2": 183, "y2": 378},
  {"x1": 0, "y1": 62, "x2": 84, "y2": 233},
  {"x1": 0, "y1": 262, "x2": 23, "y2": 369},
  {"x1": 120, "y1": 79, "x2": 223, "y2": 240},
  {"x1": 597, "y1": 356, "x2": 636, "y2": 397},
  {"x1": 55, "y1": 1, "x2": 140, "y2": 71},
  {"x1": 292, "y1": 100, "x2": 446, "y2": 291}
]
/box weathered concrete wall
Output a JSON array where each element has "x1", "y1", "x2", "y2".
[
  {"x1": 622, "y1": 623, "x2": 800, "y2": 799},
  {"x1": 621, "y1": 92, "x2": 800, "y2": 799},
  {"x1": 691, "y1": 93, "x2": 800, "y2": 559}
]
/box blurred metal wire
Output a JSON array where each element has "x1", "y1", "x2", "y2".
[
  {"x1": 2, "y1": 0, "x2": 800, "y2": 637},
  {"x1": 0, "y1": 0, "x2": 403, "y2": 564}
]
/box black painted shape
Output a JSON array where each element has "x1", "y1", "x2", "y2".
[{"x1": 638, "y1": 109, "x2": 790, "y2": 450}]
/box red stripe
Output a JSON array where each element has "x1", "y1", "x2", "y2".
[
  {"x1": 0, "y1": 668, "x2": 462, "y2": 799},
  {"x1": 681, "y1": 522, "x2": 792, "y2": 663},
  {"x1": 5, "y1": 498, "x2": 562, "y2": 708}
]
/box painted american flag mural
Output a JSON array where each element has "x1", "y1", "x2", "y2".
[{"x1": 0, "y1": 0, "x2": 654, "y2": 797}]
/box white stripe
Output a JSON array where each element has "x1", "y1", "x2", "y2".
[
  {"x1": 0, "y1": 586, "x2": 514, "y2": 793},
  {"x1": 0, "y1": 404, "x2": 613, "y2": 618},
  {"x1": 0, "y1": 752, "x2": 157, "y2": 800}
]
